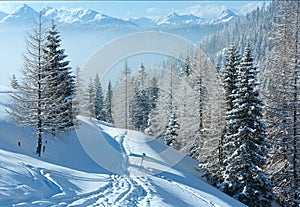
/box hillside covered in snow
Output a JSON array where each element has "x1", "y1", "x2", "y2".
[{"x1": 0, "y1": 89, "x2": 246, "y2": 206}]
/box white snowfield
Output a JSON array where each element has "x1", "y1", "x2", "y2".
[{"x1": 0, "y1": 90, "x2": 246, "y2": 207}]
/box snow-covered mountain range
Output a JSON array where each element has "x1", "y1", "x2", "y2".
[
  {"x1": 0, "y1": 4, "x2": 240, "y2": 28},
  {"x1": 0, "y1": 4, "x2": 241, "y2": 87}
]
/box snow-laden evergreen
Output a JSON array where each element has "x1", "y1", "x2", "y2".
[
  {"x1": 163, "y1": 112, "x2": 180, "y2": 149},
  {"x1": 43, "y1": 20, "x2": 77, "y2": 134},
  {"x1": 104, "y1": 81, "x2": 114, "y2": 123},
  {"x1": 129, "y1": 64, "x2": 152, "y2": 131},
  {"x1": 94, "y1": 74, "x2": 106, "y2": 121},
  {"x1": 129, "y1": 89, "x2": 151, "y2": 131},
  {"x1": 220, "y1": 43, "x2": 273, "y2": 207},
  {"x1": 223, "y1": 43, "x2": 241, "y2": 111},
  {"x1": 219, "y1": 43, "x2": 241, "y2": 170},
  {"x1": 10, "y1": 74, "x2": 19, "y2": 89}
]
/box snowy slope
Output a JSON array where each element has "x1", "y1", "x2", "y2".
[{"x1": 0, "y1": 90, "x2": 246, "y2": 206}]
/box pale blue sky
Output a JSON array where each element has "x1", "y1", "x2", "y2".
[{"x1": 0, "y1": 1, "x2": 269, "y2": 19}]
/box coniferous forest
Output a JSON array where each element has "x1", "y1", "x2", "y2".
[{"x1": 7, "y1": 1, "x2": 300, "y2": 206}]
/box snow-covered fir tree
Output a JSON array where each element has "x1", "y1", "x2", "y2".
[
  {"x1": 223, "y1": 43, "x2": 241, "y2": 111},
  {"x1": 129, "y1": 64, "x2": 154, "y2": 131},
  {"x1": 162, "y1": 66, "x2": 180, "y2": 149},
  {"x1": 104, "y1": 81, "x2": 114, "y2": 123},
  {"x1": 263, "y1": 1, "x2": 300, "y2": 206},
  {"x1": 129, "y1": 89, "x2": 151, "y2": 131},
  {"x1": 144, "y1": 76, "x2": 160, "y2": 136},
  {"x1": 10, "y1": 74, "x2": 19, "y2": 89},
  {"x1": 164, "y1": 112, "x2": 180, "y2": 149},
  {"x1": 148, "y1": 76, "x2": 159, "y2": 109},
  {"x1": 43, "y1": 20, "x2": 77, "y2": 134},
  {"x1": 219, "y1": 43, "x2": 242, "y2": 168},
  {"x1": 183, "y1": 55, "x2": 192, "y2": 77},
  {"x1": 220, "y1": 43, "x2": 273, "y2": 207},
  {"x1": 94, "y1": 74, "x2": 106, "y2": 121}
]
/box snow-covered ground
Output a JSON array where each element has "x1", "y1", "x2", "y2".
[{"x1": 0, "y1": 89, "x2": 246, "y2": 206}]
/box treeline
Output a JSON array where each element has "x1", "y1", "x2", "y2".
[
  {"x1": 200, "y1": 1, "x2": 300, "y2": 206},
  {"x1": 103, "y1": 54, "x2": 222, "y2": 161}
]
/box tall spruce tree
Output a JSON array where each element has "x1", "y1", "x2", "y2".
[
  {"x1": 44, "y1": 20, "x2": 77, "y2": 134},
  {"x1": 220, "y1": 44, "x2": 242, "y2": 167},
  {"x1": 105, "y1": 81, "x2": 114, "y2": 123},
  {"x1": 94, "y1": 74, "x2": 105, "y2": 121},
  {"x1": 220, "y1": 43, "x2": 273, "y2": 206},
  {"x1": 148, "y1": 77, "x2": 159, "y2": 109},
  {"x1": 129, "y1": 89, "x2": 151, "y2": 131},
  {"x1": 164, "y1": 112, "x2": 180, "y2": 149},
  {"x1": 163, "y1": 65, "x2": 180, "y2": 149},
  {"x1": 129, "y1": 64, "x2": 153, "y2": 131},
  {"x1": 10, "y1": 74, "x2": 19, "y2": 89},
  {"x1": 223, "y1": 43, "x2": 241, "y2": 111}
]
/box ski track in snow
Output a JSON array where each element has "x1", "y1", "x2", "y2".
[
  {"x1": 16, "y1": 131, "x2": 154, "y2": 207},
  {"x1": 0, "y1": 114, "x2": 246, "y2": 207},
  {"x1": 63, "y1": 174, "x2": 150, "y2": 207}
]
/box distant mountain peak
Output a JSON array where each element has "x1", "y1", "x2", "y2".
[
  {"x1": 212, "y1": 9, "x2": 240, "y2": 24},
  {"x1": 156, "y1": 12, "x2": 203, "y2": 26},
  {"x1": 1, "y1": 4, "x2": 38, "y2": 25},
  {"x1": 222, "y1": 9, "x2": 235, "y2": 15},
  {"x1": 14, "y1": 4, "x2": 36, "y2": 14},
  {"x1": 221, "y1": 9, "x2": 238, "y2": 19},
  {"x1": 167, "y1": 12, "x2": 179, "y2": 18}
]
